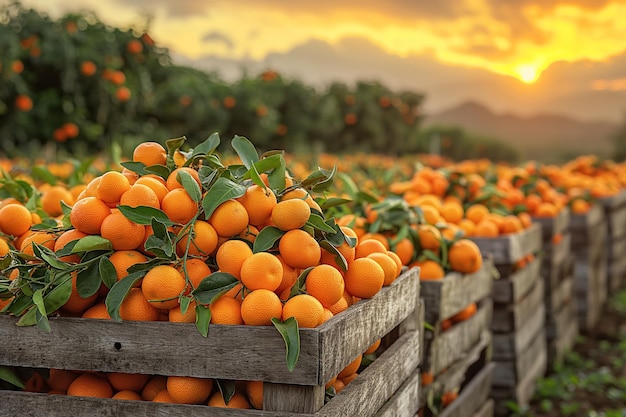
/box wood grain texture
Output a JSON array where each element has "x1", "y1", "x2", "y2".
[
  {"x1": 420, "y1": 261, "x2": 493, "y2": 326},
  {"x1": 604, "y1": 202, "x2": 626, "y2": 239},
  {"x1": 546, "y1": 287, "x2": 576, "y2": 339},
  {"x1": 425, "y1": 300, "x2": 493, "y2": 375},
  {"x1": 491, "y1": 257, "x2": 541, "y2": 304},
  {"x1": 547, "y1": 310, "x2": 578, "y2": 370},
  {"x1": 492, "y1": 303, "x2": 545, "y2": 361},
  {"x1": 374, "y1": 368, "x2": 420, "y2": 417},
  {"x1": 438, "y1": 362, "x2": 496, "y2": 417},
  {"x1": 470, "y1": 223, "x2": 542, "y2": 265},
  {"x1": 598, "y1": 190, "x2": 626, "y2": 211},
  {"x1": 471, "y1": 399, "x2": 494, "y2": 417},
  {"x1": 492, "y1": 328, "x2": 546, "y2": 388},
  {"x1": 492, "y1": 278, "x2": 544, "y2": 334},
  {"x1": 264, "y1": 383, "x2": 325, "y2": 413},
  {"x1": 570, "y1": 204, "x2": 605, "y2": 231},
  {"x1": 575, "y1": 250, "x2": 607, "y2": 333},
  {"x1": 545, "y1": 276, "x2": 574, "y2": 317},
  {"x1": 532, "y1": 207, "x2": 570, "y2": 242}
]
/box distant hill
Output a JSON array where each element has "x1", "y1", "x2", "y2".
[{"x1": 422, "y1": 101, "x2": 619, "y2": 162}]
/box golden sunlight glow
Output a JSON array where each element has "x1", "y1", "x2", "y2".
[
  {"x1": 591, "y1": 78, "x2": 626, "y2": 91},
  {"x1": 515, "y1": 64, "x2": 539, "y2": 84}
]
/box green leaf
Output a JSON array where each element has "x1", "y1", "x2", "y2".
[
  {"x1": 335, "y1": 172, "x2": 359, "y2": 198},
  {"x1": 201, "y1": 177, "x2": 247, "y2": 219},
  {"x1": 77, "y1": 260, "x2": 102, "y2": 298},
  {"x1": 231, "y1": 135, "x2": 259, "y2": 169},
  {"x1": 252, "y1": 226, "x2": 284, "y2": 253},
  {"x1": 242, "y1": 154, "x2": 283, "y2": 180},
  {"x1": 180, "y1": 296, "x2": 192, "y2": 314},
  {"x1": 144, "y1": 218, "x2": 175, "y2": 259},
  {"x1": 289, "y1": 267, "x2": 313, "y2": 299},
  {"x1": 32, "y1": 289, "x2": 50, "y2": 331},
  {"x1": 16, "y1": 274, "x2": 73, "y2": 327},
  {"x1": 120, "y1": 161, "x2": 147, "y2": 176},
  {"x1": 99, "y1": 256, "x2": 118, "y2": 289},
  {"x1": 106, "y1": 272, "x2": 146, "y2": 321},
  {"x1": 33, "y1": 243, "x2": 67, "y2": 269},
  {"x1": 195, "y1": 304, "x2": 211, "y2": 337},
  {"x1": 306, "y1": 214, "x2": 336, "y2": 233},
  {"x1": 165, "y1": 136, "x2": 187, "y2": 169},
  {"x1": 319, "y1": 240, "x2": 348, "y2": 272},
  {"x1": 190, "y1": 132, "x2": 220, "y2": 159},
  {"x1": 71, "y1": 235, "x2": 113, "y2": 253},
  {"x1": 319, "y1": 197, "x2": 352, "y2": 211},
  {"x1": 0, "y1": 366, "x2": 25, "y2": 389},
  {"x1": 30, "y1": 217, "x2": 59, "y2": 231},
  {"x1": 117, "y1": 205, "x2": 174, "y2": 226},
  {"x1": 267, "y1": 154, "x2": 287, "y2": 191},
  {"x1": 216, "y1": 379, "x2": 236, "y2": 405},
  {"x1": 192, "y1": 272, "x2": 239, "y2": 305},
  {"x1": 143, "y1": 165, "x2": 171, "y2": 180},
  {"x1": 178, "y1": 169, "x2": 202, "y2": 202},
  {"x1": 272, "y1": 317, "x2": 300, "y2": 372}
]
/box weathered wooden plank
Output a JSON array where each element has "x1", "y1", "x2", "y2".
[
  {"x1": 598, "y1": 190, "x2": 626, "y2": 211},
  {"x1": 424, "y1": 300, "x2": 493, "y2": 375},
  {"x1": 492, "y1": 303, "x2": 545, "y2": 361},
  {"x1": 541, "y1": 233, "x2": 571, "y2": 272},
  {"x1": 374, "y1": 368, "x2": 420, "y2": 417},
  {"x1": 471, "y1": 399, "x2": 494, "y2": 417},
  {"x1": 570, "y1": 203, "x2": 605, "y2": 231},
  {"x1": 532, "y1": 207, "x2": 570, "y2": 242},
  {"x1": 470, "y1": 223, "x2": 542, "y2": 265},
  {"x1": 420, "y1": 261, "x2": 493, "y2": 326},
  {"x1": 608, "y1": 255, "x2": 626, "y2": 292},
  {"x1": 492, "y1": 327, "x2": 546, "y2": 387},
  {"x1": 602, "y1": 197, "x2": 626, "y2": 239},
  {"x1": 438, "y1": 362, "x2": 496, "y2": 417},
  {"x1": 265, "y1": 384, "x2": 325, "y2": 413},
  {"x1": 546, "y1": 296, "x2": 577, "y2": 340},
  {"x1": 491, "y1": 256, "x2": 541, "y2": 305},
  {"x1": 545, "y1": 276, "x2": 574, "y2": 318},
  {"x1": 547, "y1": 310, "x2": 578, "y2": 370},
  {"x1": 492, "y1": 278, "x2": 544, "y2": 334}
]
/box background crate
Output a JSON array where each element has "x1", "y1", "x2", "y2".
[
  {"x1": 599, "y1": 191, "x2": 626, "y2": 292},
  {"x1": 470, "y1": 223, "x2": 542, "y2": 266},
  {"x1": 0, "y1": 268, "x2": 421, "y2": 416}
]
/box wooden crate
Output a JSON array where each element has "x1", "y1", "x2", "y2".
[
  {"x1": 492, "y1": 277, "x2": 544, "y2": 334},
  {"x1": 491, "y1": 257, "x2": 541, "y2": 305},
  {"x1": 0, "y1": 269, "x2": 421, "y2": 416},
  {"x1": 569, "y1": 204, "x2": 606, "y2": 251},
  {"x1": 532, "y1": 208, "x2": 570, "y2": 244},
  {"x1": 599, "y1": 190, "x2": 626, "y2": 240},
  {"x1": 546, "y1": 298, "x2": 578, "y2": 369},
  {"x1": 606, "y1": 234, "x2": 626, "y2": 292},
  {"x1": 492, "y1": 302, "x2": 545, "y2": 363},
  {"x1": 470, "y1": 223, "x2": 542, "y2": 266}
]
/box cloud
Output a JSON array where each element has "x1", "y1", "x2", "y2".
[
  {"x1": 112, "y1": 0, "x2": 209, "y2": 17},
  {"x1": 201, "y1": 31, "x2": 233, "y2": 50}
]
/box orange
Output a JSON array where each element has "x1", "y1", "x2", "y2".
[
  {"x1": 166, "y1": 167, "x2": 201, "y2": 191},
  {"x1": 500, "y1": 215, "x2": 523, "y2": 235},
  {"x1": 412, "y1": 259, "x2": 445, "y2": 280},
  {"x1": 359, "y1": 232, "x2": 390, "y2": 250},
  {"x1": 167, "y1": 376, "x2": 214, "y2": 405},
  {"x1": 328, "y1": 293, "x2": 350, "y2": 316},
  {"x1": 420, "y1": 205, "x2": 442, "y2": 225},
  {"x1": 100, "y1": 211, "x2": 146, "y2": 251},
  {"x1": 416, "y1": 224, "x2": 442, "y2": 252},
  {"x1": 278, "y1": 229, "x2": 321, "y2": 269},
  {"x1": 365, "y1": 339, "x2": 381, "y2": 355},
  {"x1": 344, "y1": 257, "x2": 385, "y2": 298},
  {"x1": 535, "y1": 202, "x2": 558, "y2": 218},
  {"x1": 518, "y1": 212, "x2": 533, "y2": 229},
  {"x1": 121, "y1": 168, "x2": 139, "y2": 185},
  {"x1": 340, "y1": 372, "x2": 358, "y2": 386},
  {"x1": 134, "y1": 176, "x2": 169, "y2": 203},
  {"x1": 119, "y1": 184, "x2": 160, "y2": 209},
  {"x1": 169, "y1": 302, "x2": 197, "y2": 323},
  {"x1": 241, "y1": 289, "x2": 282, "y2": 326},
  {"x1": 332, "y1": 379, "x2": 346, "y2": 394},
  {"x1": 246, "y1": 380, "x2": 263, "y2": 409},
  {"x1": 0, "y1": 238, "x2": 10, "y2": 258},
  {"x1": 393, "y1": 237, "x2": 414, "y2": 266},
  {"x1": 47, "y1": 369, "x2": 79, "y2": 392},
  {"x1": 208, "y1": 199, "x2": 249, "y2": 237},
  {"x1": 421, "y1": 371, "x2": 434, "y2": 386},
  {"x1": 571, "y1": 198, "x2": 590, "y2": 214},
  {"x1": 474, "y1": 219, "x2": 499, "y2": 238},
  {"x1": 465, "y1": 204, "x2": 489, "y2": 224},
  {"x1": 81, "y1": 303, "x2": 111, "y2": 319},
  {"x1": 458, "y1": 218, "x2": 476, "y2": 237},
  {"x1": 113, "y1": 390, "x2": 142, "y2": 400},
  {"x1": 275, "y1": 254, "x2": 299, "y2": 296},
  {"x1": 282, "y1": 187, "x2": 321, "y2": 212},
  {"x1": 237, "y1": 185, "x2": 277, "y2": 226},
  {"x1": 448, "y1": 239, "x2": 483, "y2": 274},
  {"x1": 338, "y1": 354, "x2": 362, "y2": 378},
  {"x1": 23, "y1": 372, "x2": 47, "y2": 393},
  {"x1": 271, "y1": 198, "x2": 311, "y2": 231},
  {"x1": 20, "y1": 231, "x2": 56, "y2": 256},
  {"x1": 142, "y1": 376, "x2": 168, "y2": 401},
  {"x1": 119, "y1": 288, "x2": 160, "y2": 321},
  {"x1": 60, "y1": 273, "x2": 98, "y2": 315},
  {"x1": 215, "y1": 239, "x2": 253, "y2": 280},
  {"x1": 0, "y1": 203, "x2": 31, "y2": 236},
  {"x1": 41, "y1": 185, "x2": 75, "y2": 217},
  {"x1": 451, "y1": 303, "x2": 477, "y2": 322},
  {"x1": 141, "y1": 265, "x2": 186, "y2": 309},
  {"x1": 67, "y1": 374, "x2": 113, "y2": 398},
  {"x1": 70, "y1": 197, "x2": 111, "y2": 234},
  {"x1": 176, "y1": 220, "x2": 218, "y2": 257},
  {"x1": 238, "y1": 224, "x2": 259, "y2": 244},
  {"x1": 440, "y1": 201, "x2": 464, "y2": 224},
  {"x1": 209, "y1": 296, "x2": 243, "y2": 325},
  {"x1": 387, "y1": 250, "x2": 403, "y2": 274},
  {"x1": 240, "y1": 252, "x2": 283, "y2": 291},
  {"x1": 152, "y1": 390, "x2": 174, "y2": 403},
  {"x1": 282, "y1": 294, "x2": 324, "y2": 328},
  {"x1": 161, "y1": 188, "x2": 198, "y2": 225},
  {"x1": 54, "y1": 229, "x2": 87, "y2": 257},
  {"x1": 96, "y1": 171, "x2": 131, "y2": 204},
  {"x1": 207, "y1": 391, "x2": 250, "y2": 409},
  {"x1": 180, "y1": 258, "x2": 212, "y2": 291},
  {"x1": 355, "y1": 238, "x2": 387, "y2": 259},
  {"x1": 133, "y1": 141, "x2": 167, "y2": 166},
  {"x1": 367, "y1": 252, "x2": 400, "y2": 286},
  {"x1": 305, "y1": 264, "x2": 345, "y2": 308},
  {"x1": 109, "y1": 250, "x2": 148, "y2": 281},
  {"x1": 107, "y1": 372, "x2": 149, "y2": 392}
]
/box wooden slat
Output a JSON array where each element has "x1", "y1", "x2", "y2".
[
  {"x1": 546, "y1": 276, "x2": 574, "y2": 317},
  {"x1": 532, "y1": 208, "x2": 570, "y2": 242},
  {"x1": 492, "y1": 278, "x2": 544, "y2": 334},
  {"x1": 492, "y1": 303, "x2": 545, "y2": 361},
  {"x1": 606, "y1": 205, "x2": 626, "y2": 238},
  {"x1": 470, "y1": 223, "x2": 542, "y2": 265},
  {"x1": 491, "y1": 257, "x2": 541, "y2": 304},
  {"x1": 546, "y1": 294, "x2": 577, "y2": 340},
  {"x1": 492, "y1": 327, "x2": 546, "y2": 387},
  {"x1": 570, "y1": 203, "x2": 605, "y2": 231},
  {"x1": 547, "y1": 310, "x2": 579, "y2": 370},
  {"x1": 420, "y1": 261, "x2": 493, "y2": 326},
  {"x1": 598, "y1": 190, "x2": 626, "y2": 211},
  {"x1": 438, "y1": 362, "x2": 496, "y2": 417},
  {"x1": 374, "y1": 368, "x2": 421, "y2": 417},
  {"x1": 264, "y1": 384, "x2": 325, "y2": 413},
  {"x1": 471, "y1": 399, "x2": 494, "y2": 417}
]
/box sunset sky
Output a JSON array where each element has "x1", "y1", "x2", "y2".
[{"x1": 13, "y1": 0, "x2": 626, "y2": 122}]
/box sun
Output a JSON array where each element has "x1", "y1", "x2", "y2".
[{"x1": 515, "y1": 64, "x2": 539, "y2": 84}]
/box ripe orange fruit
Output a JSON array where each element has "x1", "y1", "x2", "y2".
[
  {"x1": 41, "y1": 185, "x2": 75, "y2": 217},
  {"x1": 271, "y1": 198, "x2": 311, "y2": 231},
  {"x1": 58, "y1": 273, "x2": 97, "y2": 315},
  {"x1": 208, "y1": 199, "x2": 249, "y2": 237},
  {"x1": 100, "y1": 211, "x2": 146, "y2": 251},
  {"x1": 240, "y1": 252, "x2": 283, "y2": 291},
  {"x1": 340, "y1": 372, "x2": 358, "y2": 386},
  {"x1": 168, "y1": 302, "x2": 197, "y2": 323},
  {"x1": 393, "y1": 237, "x2": 414, "y2": 266},
  {"x1": 451, "y1": 303, "x2": 477, "y2": 322},
  {"x1": 0, "y1": 203, "x2": 31, "y2": 237},
  {"x1": 47, "y1": 369, "x2": 79, "y2": 392},
  {"x1": 282, "y1": 294, "x2": 324, "y2": 328},
  {"x1": 535, "y1": 202, "x2": 558, "y2": 218},
  {"x1": 278, "y1": 229, "x2": 321, "y2": 269},
  {"x1": 241, "y1": 289, "x2": 282, "y2": 326},
  {"x1": 500, "y1": 215, "x2": 523, "y2": 234},
  {"x1": 81, "y1": 303, "x2": 111, "y2": 319},
  {"x1": 440, "y1": 201, "x2": 464, "y2": 224},
  {"x1": 215, "y1": 239, "x2": 253, "y2": 280},
  {"x1": 14, "y1": 94, "x2": 33, "y2": 112},
  {"x1": 412, "y1": 259, "x2": 445, "y2": 280},
  {"x1": 109, "y1": 250, "x2": 147, "y2": 281},
  {"x1": 180, "y1": 258, "x2": 212, "y2": 291},
  {"x1": 448, "y1": 239, "x2": 483, "y2": 274},
  {"x1": 132, "y1": 141, "x2": 167, "y2": 166},
  {"x1": 245, "y1": 380, "x2": 263, "y2": 409},
  {"x1": 115, "y1": 86, "x2": 131, "y2": 102},
  {"x1": 141, "y1": 265, "x2": 186, "y2": 309},
  {"x1": 208, "y1": 391, "x2": 251, "y2": 408},
  {"x1": 474, "y1": 219, "x2": 499, "y2": 238},
  {"x1": 355, "y1": 238, "x2": 387, "y2": 259},
  {"x1": 113, "y1": 390, "x2": 142, "y2": 400},
  {"x1": 70, "y1": 196, "x2": 111, "y2": 234},
  {"x1": 0, "y1": 238, "x2": 9, "y2": 258},
  {"x1": 54, "y1": 229, "x2": 87, "y2": 256},
  {"x1": 417, "y1": 224, "x2": 442, "y2": 252},
  {"x1": 20, "y1": 231, "x2": 56, "y2": 256},
  {"x1": 96, "y1": 171, "x2": 131, "y2": 204},
  {"x1": 238, "y1": 224, "x2": 259, "y2": 244},
  {"x1": 161, "y1": 188, "x2": 198, "y2": 224},
  {"x1": 420, "y1": 205, "x2": 442, "y2": 225},
  {"x1": 142, "y1": 376, "x2": 168, "y2": 401},
  {"x1": 305, "y1": 264, "x2": 345, "y2": 308},
  {"x1": 344, "y1": 257, "x2": 385, "y2": 298},
  {"x1": 365, "y1": 339, "x2": 381, "y2": 355},
  {"x1": 152, "y1": 390, "x2": 173, "y2": 402},
  {"x1": 134, "y1": 176, "x2": 169, "y2": 203},
  {"x1": 209, "y1": 296, "x2": 243, "y2": 325},
  {"x1": 67, "y1": 374, "x2": 113, "y2": 398},
  {"x1": 107, "y1": 372, "x2": 149, "y2": 392},
  {"x1": 80, "y1": 60, "x2": 97, "y2": 76},
  {"x1": 167, "y1": 376, "x2": 214, "y2": 405},
  {"x1": 338, "y1": 354, "x2": 362, "y2": 378},
  {"x1": 176, "y1": 220, "x2": 218, "y2": 257},
  {"x1": 367, "y1": 252, "x2": 400, "y2": 286},
  {"x1": 237, "y1": 185, "x2": 277, "y2": 226},
  {"x1": 119, "y1": 288, "x2": 160, "y2": 321},
  {"x1": 119, "y1": 184, "x2": 160, "y2": 209},
  {"x1": 275, "y1": 254, "x2": 299, "y2": 296},
  {"x1": 165, "y1": 167, "x2": 201, "y2": 191}
]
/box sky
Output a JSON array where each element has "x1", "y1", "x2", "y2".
[{"x1": 14, "y1": 0, "x2": 626, "y2": 123}]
